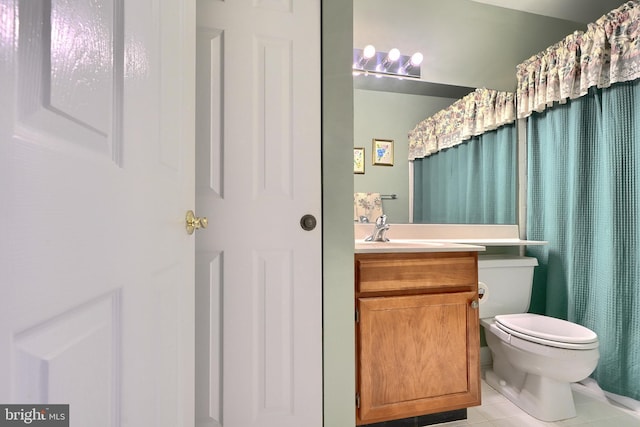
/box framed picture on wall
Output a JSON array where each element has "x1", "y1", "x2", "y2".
[
  {"x1": 354, "y1": 147, "x2": 365, "y2": 174},
  {"x1": 372, "y1": 138, "x2": 394, "y2": 166}
]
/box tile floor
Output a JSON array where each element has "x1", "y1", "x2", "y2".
[{"x1": 438, "y1": 379, "x2": 640, "y2": 427}]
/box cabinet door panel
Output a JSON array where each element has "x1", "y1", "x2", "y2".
[{"x1": 356, "y1": 291, "x2": 480, "y2": 424}]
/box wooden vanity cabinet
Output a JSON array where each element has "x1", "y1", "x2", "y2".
[{"x1": 355, "y1": 251, "x2": 481, "y2": 425}]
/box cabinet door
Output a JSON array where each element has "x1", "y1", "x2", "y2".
[{"x1": 356, "y1": 291, "x2": 480, "y2": 425}]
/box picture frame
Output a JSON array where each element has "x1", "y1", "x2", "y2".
[
  {"x1": 372, "y1": 138, "x2": 394, "y2": 166},
  {"x1": 354, "y1": 147, "x2": 365, "y2": 174}
]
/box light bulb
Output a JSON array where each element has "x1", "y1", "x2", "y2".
[
  {"x1": 363, "y1": 44, "x2": 376, "y2": 59},
  {"x1": 354, "y1": 45, "x2": 377, "y2": 69},
  {"x1": 410, "y1": 52, "x2": 423, "y2": 66},
  {"x1": 399, "y1": 52, "x2": 424, "y2": 75},
  {"x1": 388, "y1": 48, "x2": 400, "y2": 62}
]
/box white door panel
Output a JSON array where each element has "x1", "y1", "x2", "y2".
[
  {"x1": 0, "y1": 0, "x2": 195, "y2": 425},
  {"x1": 195, "y1": 0, "x2": 322, "y2": 426}
]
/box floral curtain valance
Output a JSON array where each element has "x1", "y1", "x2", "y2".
[
  {"x1": 408, "y1": 88, "x2": 516, "y2": 160},
  {"x1": 516, "y1": 0, "x2": 640, "y2": 118}
]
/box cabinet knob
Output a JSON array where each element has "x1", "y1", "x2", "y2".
[{"x1": 470, "y1": 300, "x2": 479, "y2": 309}]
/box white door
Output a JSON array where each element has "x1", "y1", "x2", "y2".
[
  {"x1": 194, "y1": 0, "x2": 322, "y2": 426},
  {"x1": 0, "y1": 1, "x2": 195, "y2": 426}
]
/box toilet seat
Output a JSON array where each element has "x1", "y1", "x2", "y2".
[{"x1": 495, "y1": 313, "x2": 599, "y2": 350}]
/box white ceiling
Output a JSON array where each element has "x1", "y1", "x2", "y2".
[{"x1": 469, "y1": 0, "x2": 627, "y2": 24}]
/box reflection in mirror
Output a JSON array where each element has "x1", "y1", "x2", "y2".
[
  {"x1": 413, "y1": 123, "x2": 517, "y2": 224},
  {"x1": 353, "y1": 0, "x2": 619, "y2": 223}
]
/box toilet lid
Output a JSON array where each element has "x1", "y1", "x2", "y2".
[{"x1": 495, "y1": 313, "x2": 599, "y2": 350}]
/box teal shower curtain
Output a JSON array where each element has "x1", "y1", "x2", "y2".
[
  {"x1": 526, "y1": 80, "x2": 640, "y2": 400},
  {"x1": 413, "y1": 124, "x2": 516, "y2": 224}
]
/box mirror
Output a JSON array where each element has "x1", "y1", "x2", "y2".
[{"x1": 353, "y1": 0, "x2": 622, "y2": 223}]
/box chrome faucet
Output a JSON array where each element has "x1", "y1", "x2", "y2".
[{"x1": 365, "y1": 214, "x2": 390, "y2": 242}]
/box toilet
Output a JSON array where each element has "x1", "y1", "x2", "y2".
[{"x1": 478, "y1": 255, "x2": 600, "y2": 422}]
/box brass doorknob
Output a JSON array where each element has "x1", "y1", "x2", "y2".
[{"x1": 186, "y1": 210, "x2": 208, "y2": 235}]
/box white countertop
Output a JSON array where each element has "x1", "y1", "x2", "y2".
[
  {"x1": 354, "y1": 239, "x2": 486, "y2": 254},
  {"x1": 354, "y1": 224, "x2": 547, "y2": 253},
  {"x1": 422, "y1": 238, "x2": 547, "y2": 246},
  {"x1": 354, "y1": 224, "x2": 548, "y2": 253}
]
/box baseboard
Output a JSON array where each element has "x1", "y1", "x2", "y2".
[{"x1": 359, "y1": 409, "x2": 466, "y2": 427}]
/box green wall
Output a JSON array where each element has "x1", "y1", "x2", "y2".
[{"x1": 322, "y1": 1, "x2": 355, "y2": 426}]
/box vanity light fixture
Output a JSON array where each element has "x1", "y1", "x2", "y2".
[{"x1": 352, "y1": 46, "x2": 422, "y2": 79}]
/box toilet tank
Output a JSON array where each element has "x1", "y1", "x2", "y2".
[{"x1": 477, "y1": 255, "x2": 539, "y2": 319}]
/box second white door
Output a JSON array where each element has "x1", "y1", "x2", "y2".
[{"x1": 194, "y1": 1, "x2": 323, "y2": 426}]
